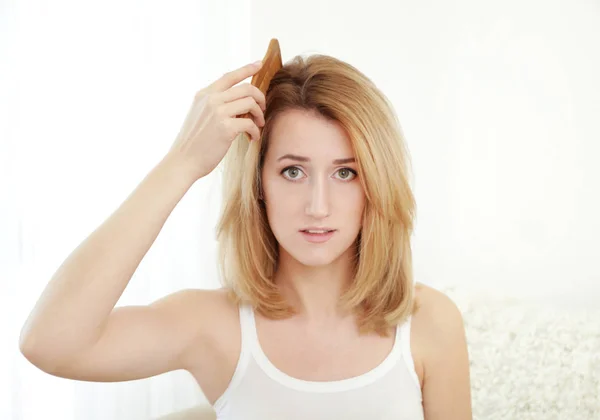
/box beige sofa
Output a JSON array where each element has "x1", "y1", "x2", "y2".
[{"x1": 155, "y1": 286, "x2": 600, "y2": 420}]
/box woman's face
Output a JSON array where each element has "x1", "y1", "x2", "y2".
[{"x1": 261, "y1": 108, "x2": 366, "y2": 267}]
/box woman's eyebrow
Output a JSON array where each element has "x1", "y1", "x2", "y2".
[{"x1": 276, "y1": 154, "x2": 356, "y2": 164}]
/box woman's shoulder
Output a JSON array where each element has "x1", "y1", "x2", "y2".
[
  {"x1": 410, "y1": 283, "x2": 472, "y2": 414},
  {"x1": 175, "y1": 287, "x2": 241, "y2": 324},
  {"x1": 163, "y1": 287, "x2": 242, "y2": 350},
  {"x1": 413, "y1": 282, "x2": 462, "y2": 318},
  {"x1": 410, "y1": 283, "x2": 466, "y2": 385},
  {"x1": 412, "y1": 282, "x2": 465, "y2": 346}
]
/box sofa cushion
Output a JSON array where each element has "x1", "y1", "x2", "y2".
[{"x1": 444, "y1": 286, "x2": 600, "y2": 419}]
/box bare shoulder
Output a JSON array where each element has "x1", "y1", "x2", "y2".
[
  {"x1": 163, "y1": 287, "x2": 236, "y2": 315},
  {"x1": 412, "y1": 283, "x2": 464, "y2": 336},
  {"x1": 410, "y1": 283, "x2": 472, "y2": 418},
  {"x1": 161, "y1": 287, "x2": 239, "y2": 341},
  {"x1": 410, "y1": 283, "x2": 467, "y2": 385}
]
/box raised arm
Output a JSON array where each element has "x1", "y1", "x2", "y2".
[{"x1": 18, "y1": 60, "x2": 266, "y2": 382}]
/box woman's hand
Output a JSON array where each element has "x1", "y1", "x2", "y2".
[{"x1": 167, "y1": 60, "x2": 266, "y2": 181}]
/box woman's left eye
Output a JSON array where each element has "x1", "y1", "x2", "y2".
[{"x1": 335, "y1": 168, "x2": 357, "y2": 180}]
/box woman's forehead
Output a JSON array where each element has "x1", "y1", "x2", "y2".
[{"x1": 267, "y1": 109, "x2": 354, "y2": 160}]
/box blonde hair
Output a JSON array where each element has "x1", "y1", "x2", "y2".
[{"x1": 216, "y1": 54, "x2": 417, "y2": 336}]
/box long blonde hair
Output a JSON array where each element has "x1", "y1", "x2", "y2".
[{"x1": 216, "y1": 54, "x2": 417, "y2": 336}]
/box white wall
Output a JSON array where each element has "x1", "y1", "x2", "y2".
[{"x1": 250, "y1": 0, "x2": 600, "y2": 307}]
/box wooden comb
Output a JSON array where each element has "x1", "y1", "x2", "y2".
[{"x1": 238, "y1": 38, "x2": 283, "y2": 139}]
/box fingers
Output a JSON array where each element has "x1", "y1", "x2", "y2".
[
  {"x1": 208, "y1": 61, "x2": 263, "y2": 93},
  {"x1": 230, "y1": 117, "x2": 261, "y2": 142},
  {"x1": 222, "y1": 97, "x2": 265, "y2": 126},
  {"x1": 219, "y1": 83, "x2": 266, "y2": 111}
]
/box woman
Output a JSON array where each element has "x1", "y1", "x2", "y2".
[{"x1": 19, "y1": 54, "x2": 472, "y2": 419}]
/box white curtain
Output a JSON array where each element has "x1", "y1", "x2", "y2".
[{"x1": 0, "y1": 0, "x2": 253, "y2": 418}]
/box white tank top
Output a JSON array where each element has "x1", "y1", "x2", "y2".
[{"x1": 212, "y1": 303, "x2": 424, "y2": 420}]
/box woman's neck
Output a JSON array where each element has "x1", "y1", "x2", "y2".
[{"x1": 274, "y1": 249, "x2": 356, "y2": 325}]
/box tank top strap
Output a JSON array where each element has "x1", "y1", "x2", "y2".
[
  {"x1": 238, "y1": 302, "x2": 258, "y2": 349},
  {"x1": 398, "y1": 314, "x2": 422, "y2": 392},
  {"x1": 212, "y1": 302, "x2": 255, "y2": 413}
]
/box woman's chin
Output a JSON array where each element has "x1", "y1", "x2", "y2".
[{"x1": 286, "y1": 248, "x2": 346, "y2": 268}]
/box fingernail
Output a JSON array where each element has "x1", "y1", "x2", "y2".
[{"x1": 253, "y1": 60, "x2": 263, "y2": 67}]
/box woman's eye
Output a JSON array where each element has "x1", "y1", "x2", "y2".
[
  {"x1": 336, "y1": 168, "x2": 357, "y2": 180},
  {"x1": 282, "y1": 167, "x2": 304, "y2": 180}
]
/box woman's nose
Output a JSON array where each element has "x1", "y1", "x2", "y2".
[{"x1": 305, "y1": 178, "x2": 330, "y2": 219}]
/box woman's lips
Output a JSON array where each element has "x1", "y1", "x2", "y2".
[{"x1": 300, "y1": 230, "x2": 336, "y2": 243}]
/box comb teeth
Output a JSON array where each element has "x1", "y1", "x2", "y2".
[{"x1": 237, "y1": 38, "x2": 283, "y2": 132}]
